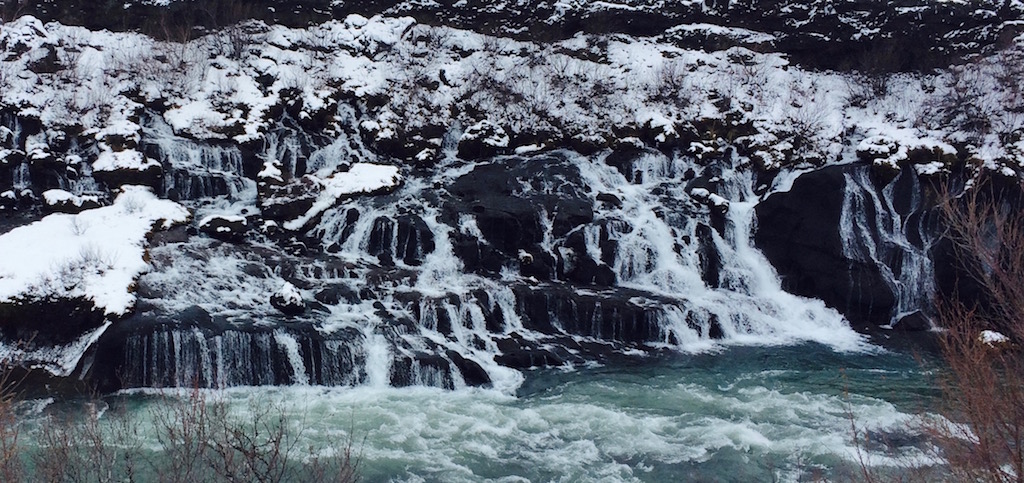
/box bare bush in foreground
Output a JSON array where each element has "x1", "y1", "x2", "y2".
[{"x1": 929, "y1": 173, "x2": 1024, "y2": 481}]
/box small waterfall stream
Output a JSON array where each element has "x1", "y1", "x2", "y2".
[{"x1": 840, "y1": 167, "x2": 938, "y2": 327}]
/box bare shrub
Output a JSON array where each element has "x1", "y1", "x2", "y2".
[
  {"x1": 938, "y1": 174, "x2": 1024, "y2": 336},
  {"x1": 33, "y1": 401, "x2": 144, "y2": 483},
  {"x1": 203, "y1": 395, "x2": 294, "y2": 482},
  {"x1": 196, "y1": 0, "x2": 257, "y2": 30},
  {"x1": 121, "y1": 194, "x2": 146, "y2": 214},
  {"x1": 0, "y1": 0, "x2": 30, "y2": 23},
  {"x1": 929, "y1": 302, "x2": 1024, "y2": 482},
  {"x1": 152, "y1": 387, "x2": 361, "y2": 483},
  {"x1": 69, "y1": 217, "x2": 89, "y2": 236},
  {"x1": 76, "y1": 244, "x2": 117, "y2": 274},
  {"x1": 209, "y1": 23, "x2": 257, "y2": 61},
  {"x1": 152, "y1": 387, "x2": 216, "y2": 483},
  {"x1": 927, "y1": 172, "x2": 1024, "y2": 481},
  {"x1": 0, "y1": 367, "x2": 24, "y2": 482},
  {"x1": 409, "y1": 24, "x2": 452, "y2": 54}
]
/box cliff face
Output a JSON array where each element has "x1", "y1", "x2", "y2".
[{"x1": 0, "y1": 2, "x2": 1021, "y2": 392}]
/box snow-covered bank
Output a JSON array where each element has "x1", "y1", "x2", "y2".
[{"x1": 0, "y1": 186, "x2": 188, "y2": 314}]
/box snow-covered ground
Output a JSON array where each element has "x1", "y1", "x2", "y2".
[
  {"x1": 0, "y1": 185, "x2": 188, "y2": 316},
  {"x1": 0, "y1": 11, "x2": 1021, "y2": 187}
]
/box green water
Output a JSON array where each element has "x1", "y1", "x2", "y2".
[{"x1": 18, "y1": 343, "x2": 943, "y2": 482}]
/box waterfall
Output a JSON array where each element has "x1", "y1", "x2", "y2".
[
  {"x1": 142, "y1": 113, "x2": 253, "y2": 202},
  {"x1": 274, "y1": 330, "x2": 309, "y2": 385},
  {"x1": 840, "y1": 167, "x2": 937, "y2": 326},
  {"x1": 95, "y1": 145, "x2": 878, "y2": 392},
  {"x1": 575, "y1": 150, "x2": 865, "y2": 350},
  {"x1": 363, "y1": 328, "x2": 392, "y2": 388},
  {"x1": 13, "y1": 162, "x2": 30, "y2": 190},
  {"x1": 120, "y1": 328, "x2": 358, "y2": 388}
]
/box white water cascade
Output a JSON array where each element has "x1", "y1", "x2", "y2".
[
  {"x1": 104, "y1": 142, "x2": 879, "y2": 391},
  {"x1": 840, "y1": 167, "x2": 938, "y2": 327}
]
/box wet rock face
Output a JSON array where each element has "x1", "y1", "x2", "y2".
[
  {"x1": 92, "y1": 164, "x2": 163, "y2": 190},
  {"x1": 0, "y1": 296, "x2": 106, "y2": 347},
  {"x1": 755, "y1": 163, "x2": 949, "y2": 328},
  {"x1": 366, "y1": 214, "x2": 436, "y2": 266},
  {"x1": 756, "y1": 165, "x2": 892, "y2": 326},
  {"x1": 445, "y1": 154, "x2": 598, "y2": 281}
]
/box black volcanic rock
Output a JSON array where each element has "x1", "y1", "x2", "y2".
[
  {"x1": 755, "y1": 165, "x2": 897, "y2": 326},
  {"x1": 0, "y1": 295, "x2": 107, "y2": 347},
  {"x1": 270, "y1": 282, "x2": 305, "y2": 316},
  {"x1": 199, "y1": 214, "x2": 249, "y2": 242},
  {"x1": 445, "y1": 154, "x2": 598, "y2": 282}
]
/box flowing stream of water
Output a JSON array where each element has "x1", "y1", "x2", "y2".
[{"x1": 19, "y1": 342, "x2": 942, "y2": 482}]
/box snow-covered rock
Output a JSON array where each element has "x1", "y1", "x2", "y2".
[
  {"x1": 198, "y1": 214, "x2": 249, "y2": 242},
  {"x1": 92, "y1": 148, "x2": 163, "y2": 188},
  {"x1": 856, "y1": 130, "x2": 957, "y2": 174},
  {"x1": 270, "y1": 282, "x2": 305, "y2": 316},
  {"x1": 690, "y1": 187, "x2": 730, "y2": 214},
  {"x1": 42, "y1": 189, "x2": 102, "y2": 214},
  {"x1": 282, "y1": 163, "x2": 402, "y2": 231},
  {"x1": 458, "y1": 120, "x2": 510, "y2": 159}
]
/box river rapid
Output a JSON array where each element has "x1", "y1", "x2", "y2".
[{"x1": 20, "y1": 341, "x2": 942, "y2": 482}]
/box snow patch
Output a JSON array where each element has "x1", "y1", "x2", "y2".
[
  {"x1": 283, "y1": 163, "x2": 402, "y2": 230},
  {"x1": 0, "y1": 186, "x2": 189, "y2": 316},
  {"x1": 980, "y1": 330, "x2": 1010, "y2": 346}
]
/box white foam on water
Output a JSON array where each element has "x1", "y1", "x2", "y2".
[{"x1": 99, "y1": 367, "x2": 936, "y2": 483}]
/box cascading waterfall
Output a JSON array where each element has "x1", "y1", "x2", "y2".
[
  {"x1": 12, "y1": 161, "x2": 30, "y2": 190},
  {"x1": 575, "y1": 150, "x2": 865, "y2": 350},
  {"x1": 363, "y1": 328, "x2": 392, "y2": 388},
  {"x1": 109, "y1": 145, "x2": 874, "y2": 391},
  {"x1": 102, "y1": 125, "x2": 888, "y2": 393},
  {"x1": 274, "y1": 330, "x2": 309, "y2": 385},
  {"x1": 840, "y1": 167, "x2": 937, "y2": 326},
  {"x1": 119, "y1": 327, "x2": 369, "y2": 388},
  {"x1": 142, "y1": 113, "x2": 253, "y2": 202}
]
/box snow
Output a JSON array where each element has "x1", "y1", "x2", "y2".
[
  {"x1": 257, "y1": 161, "x2": 284, "y2": 182},
  {"x1": 0, "y1": 186, "x2": 189, "y2": 316},
  {"x1": 637, "y1": 111, "x2": 678, "y2": 143},
  {"x1": 514, "y1": 144, "x2": 544, "y2": 154},
  {"x1": 460, "y1": 120, "x2": 510, "y2": 148},
  {"x1": 914, "y1": 162, "x2": 946, "y2": 176},
  {"x1": 664, "y1": 23, "x2": 777, "y2": 45},
  {"x1": 276, "y1": 282, "x2": 303, "y2": 306},
  {"x1": 856, "y1": 127, "x2": 957, "y2": 171},
  {"x1": 199, "y1": 214, "x2": 247, "y2": 227},
  {"x1": 690, "y1": 187, "x2": 730, "y2": 211},
  {"x1": 0, "y1": 10, "x2": 1018, "y2": 179},
  {"x1": 980, "y1": 330, "x2": 1010, "y2": 346},
  {"x1": 92, "y1": 148, "x2": 161, "y2": 172},
  {"x1": 42, "y1": 189, "x2": 100, "y2": 208},
  {"x1": 283, "y1": 163, "x2": 403, "y2": 230}
]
